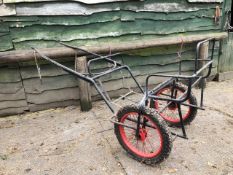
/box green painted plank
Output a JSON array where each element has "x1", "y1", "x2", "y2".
[
  {"x1": 12, "y1": 30, "x2": 222, "y2": 50},
  {"x1": 122, "y1": 52, "x2": 197, "y2": 67},
  {"x1": 18, "y1": 57, "x2": 74, "y2": 66},
  {"x1": 120, "y1": 9, "x2": 217, "y2": 22},
  {"x1": 218, "y1": 34, "x2": 233, "y2": 72},
  {"x1": 91, "y1": 61, "x2": 199, "y2": 83},
  {"x1": 0, "y1": 67, "x2": 21, "y2": 82},
  {"x1": 0, "y1": 16, "x2": 39, "y2": 22},
  {"x1": 0, "y1": 23, "x2": 9, "y2": 32},
  {"x1": 0, "y1": 82, "x2": 23, "y2": 94},
  {"x1": 0, "y1": 33, "x2": 13, "y2": 51},
  {"x1": 2, "y1": 9, "x2": 217, "y2": 28},
  {"x1": 229, "y1": 34, "x2": 233, "y2": 71},
  {"x1": 224, "y1": 0, "x2": 232, "y2": 11},
  {"x1": 0, "y1": 88, "x2": 25, "y2": 101},
  {"x1": 126, "y1": 44, "x2": 196, "y2": 56},
  {"x1": 5, "y1": 11, "x2": 120, "y2": 27},
  {"x1": 20, "y1": 62, "x2": 73, "y2": 79},
  {"x1": 10, "y1": 18, "x2": 220, "y2": 43},
  {"x1": 26, "y1": 87, "x2": 79, "y2": 104},
  {"x1": 188, "y1": 0, "x2": 223, "y2": 2},
  {"x1": 23, "y1": 74, "x2": 79, "y2": 94}
]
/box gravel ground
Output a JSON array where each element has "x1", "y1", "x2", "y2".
[{"x1": 0, "y1": 80, "x2": 233, "y2": 175}]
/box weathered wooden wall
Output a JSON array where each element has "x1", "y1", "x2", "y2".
[
  {"x1": 217, "y1": 0, "x2": 233, "y2": 80},
  {"x1": 0, "y1": 64, "x2": 28, "y2": 116},
  {"x1": 0, "y1": 0, "x2": 229, "y2": 116},
  {"x1": 0, "y1": 0, "x2": 225, "y2": 51}
]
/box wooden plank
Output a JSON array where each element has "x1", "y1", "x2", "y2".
[
  {"x1": 1, "y1": 9, "x2": 216, "y2": 28},
  {"x1": 0, "y1": 106, "x2": 28, "y2": 117},
  {"x1": 0, "y1": 32, "x2": 227, "y2": 63},
  {"x1": 0, "y1": 66, "x2": 21, "y2": 83},
  {"x1": 129, "y1": 63, "x2": 195, "y2": 77},
  {"x1": 125, "y1": 44, "x2": 196, "y2": 57},
  {"x1": 20, "y1": 62, "x2": 73, "y2": 79},
  {"x1": 122, "y1": 51, "x2": 197, "y2": 67},
  {"x1": 23, "y1": 75, "x2": 79, "y2": 93},
  {"x1": 0, "y1": 3, "x2": 15, "y2": 16},
  {"x1": 227, "y1": 33, "x2": 233, "y2": 71},
  {"x1": 15, "y1": 2, "x2": 120, "y2": 16},
  {"x1": 18, "y1": 57, "x2": 73, "y2": 67},
  {"x1": 26, "y1": 87, "x2": 79, "y2": 104},
  {"x1": 2, "y1": 9, "x2": 214, "y2": 25},
  {"x1": 188, "y1": 0, "x2": 223, "y2": 2},
  {"x1": 91, "y1": 79, "x2": 123, "y2": 96},
  {"x1": 224, "y1": 0, "x2": 232, "y2": 11},
  {"x1": 0, "y1": 34, "x2": 13, "y2": 51},
  {"x1": 11, "y1": 31, "x2": 221, "y2": 51},
  {"x1": 91, "y1": 72, "x2": 189, "y2": 97},
  {"x1": 76, "y1": 56, "x2": 92, "y2": 111},
  {"x1": 9, "y1": 18, "x2": 219, "y2": 43},
  {"x1": 121, "y1": 9, "x2": 217, "y2": 22},
  {"x1": 0, "y1": 100, "x2": 27, "y2": 110},
  {"x1": 14, "y1": 1, "x2": 220, "y2": 16},
  {"x1": 218, "y1": 33, "x2": 233, "y2": 72},
  {"x1": 0, "y1": 16, "x2": 39, "y2": 21},
  {"x1": 0, "y1": 88, "x2": 26, "y2": 101},
  {"x1": 4, "y1": 0, "x2": 129, "y2": 4},
  {"x1": 0, "y1": 23, "x2": 9, "y2": 32},
  {"x1": 4, "y1": 11, "x2": 120, "y2": 27},
  {"x1": 0, "y1": 82, "x2": 22, "y2": 94}
]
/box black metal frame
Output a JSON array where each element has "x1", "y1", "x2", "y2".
[
  {"x1": 144, "y1": 38, "x2": 216, "y2": 138},
  {"x1": 31, "y1": 38, "x2": 216, "y2": 140},
  {"x1": 32, "y1": 46, "x2": 144, "y2": 114}
]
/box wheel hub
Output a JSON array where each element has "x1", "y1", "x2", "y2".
[
  {"x1": 168, "y1": 102, "x2": 177, "y2": 110},
  {"x1": 139, "y1": 128, "x2": 147, "y2": 142}
]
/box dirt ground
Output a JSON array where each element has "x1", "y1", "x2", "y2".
[{"x1": 0, "y1": 80, "x2": 233, "y2": 175}]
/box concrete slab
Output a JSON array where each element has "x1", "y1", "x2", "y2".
[{"x1": 0, "y1": 80, "x2": 233, "y2": 175}]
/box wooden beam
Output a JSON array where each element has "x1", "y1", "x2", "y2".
[
  {"x1": 0, "y1": 32, "x2": 227, "y2": 63},
  {"x1": 75, "y1": 56, "x2": 92, "y2": 111},
  {"x1": 198, "y1": 41, "x2": 209, "y2": 88}
]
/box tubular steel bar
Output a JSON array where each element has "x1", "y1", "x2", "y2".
[
  {"x1": 32, "y1": 47, "x2": 94, "y2": 83},
  {"x1": 31, "y1": 47, "x2": 144, "y2": 114}
]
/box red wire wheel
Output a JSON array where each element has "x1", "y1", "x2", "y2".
[
  {"x1": 114, "y1": 105, "x2": 172, "y2": 165},
  {"x1": 153, "y1": 83, "x2": 197, "y2": 127}
]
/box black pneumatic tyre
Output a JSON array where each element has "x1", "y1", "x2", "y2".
[
  {"x1": 114, "y1": 105, "x2": 172, "y2": 165},
  {"x1": 152, "y1": 83, "x2": 198, "y2": 127}
]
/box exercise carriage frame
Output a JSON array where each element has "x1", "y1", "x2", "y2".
[{"x1": 31, "y1": 37, "x2": 216, "y2": 165}]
